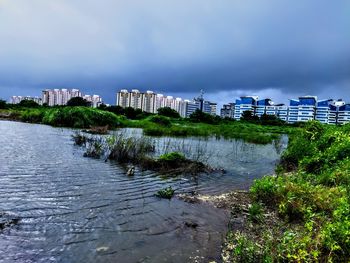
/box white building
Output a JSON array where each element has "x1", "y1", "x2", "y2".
[
  {"x1": 10, "y1": 96, "x2": 42, "y2": 105},
  {"x1": 41, "y1": 89, "x2": 101, "y2": 107},
  {"x1": 83, "y1": 95, "x2": 102, "y2": 108}
]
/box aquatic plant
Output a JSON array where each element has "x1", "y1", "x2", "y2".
[
  {"x1": 84, "y1": 138, "x2": 104, "y2": 158},
  {"x1": 155, "y1": 187, "x2": 175, "y2": 199},
  {"x1": 107, "y1": 134, "x2": 155, "y2": 162},
  {"x1": 72, "y1": 132, "x2": 88, "y2": 146}
]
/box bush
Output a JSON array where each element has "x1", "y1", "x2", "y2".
[
  {"x1": 248, "y1": 203, "x2": 264, "y2": 223},
  {"x1": 42, "y1": 107, "x2": 122, "y2": 128},
  {"x1": 149, "y1": 115, "x2": 171, "y2": 126},
  {"x1": 18, "y1": 100, "x2": 39, "y2": 108},
  {"x1": 20, "y1": 109, "x2": 45, "y2": 123},
  {"x1": 67, "y1": 97, "x2": 91, "y2": 107},
  {"x1": 189, "y1": 109, "x2": 218, "y2": 124},
  {"x1": 157, "y1": 107, "x2": 180, "y2": 118}
]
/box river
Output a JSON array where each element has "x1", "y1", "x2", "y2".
[{"x1": 0, "y1": 121, "x2": 287, "y2": 263}]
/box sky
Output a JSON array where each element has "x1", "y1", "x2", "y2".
[{"x1": 0, "y1": 0, "x2": 349, "y2": 106}]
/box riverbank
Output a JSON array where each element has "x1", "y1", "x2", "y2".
[
  {"x1": 214, "y1": 121, "x2": 350, "y2": 262},
  {"x1": 0, "y1": 106, "x2": 295, "y2": 144}
]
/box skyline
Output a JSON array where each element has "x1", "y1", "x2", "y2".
[{"x1": 0, "y1": 1, "x2": 349, "y2": 105}]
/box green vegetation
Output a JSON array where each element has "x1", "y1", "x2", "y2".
[
  {"x1": 42, "y1": 107, "x2": 123, "y2": 128},
  {"x1": 67, "y1": 97, "x2": 91, "y2": 107},
  {"x1": 157, "y1": 107, "x2": 180, "y2": 118},
  {"x1": 149, "y1": 115, "x2": 171, "y2": 126},
  {"x1": 155, "y1": 186, "x2": 175, "y2": 199},
  {"x1": 0, "y1": 99, "x2": 8, "y2": 109},
  {"x1": 0, "y1": 101, "x2": 295, "y2": 144},
  {"x1": 248, "y1": 202, "x2": 263, "y2": 223},
  {"x1": 225, "y1": 121, "x2": 350, "y2": 262}
]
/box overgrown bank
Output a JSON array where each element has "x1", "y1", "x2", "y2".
[{"x1": 221, "y1": 121, "x2": 350, "y2": 262}]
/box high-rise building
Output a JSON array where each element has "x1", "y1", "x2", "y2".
[
  {"x1": 129, "y1": 89, "x2": 143, "y2": 110},
  {"x1": 142, "y1": 91, "x2": 157, "y2": 113},
  {"x1": 41, "y1": 89, "x2": 97, "y2": 106},
  {"x1": 116, "y1": 89, "x2": 216, "y2": 118},
  {"x1": 10, "y1": 96, "x2": 42, "y2": 105},
  {"x1": 116, "y1": 89, "x2": 130, "y2": 108},
  {"x1": 209, "y1": 102, "x2": 217, "y2": 116},
  {"x1": 220, "y1": 103, "x2": 235, "y2": 119}
]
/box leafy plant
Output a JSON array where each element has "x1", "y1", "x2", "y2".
[{"x1": 155, "y1": 187, "x2": 175, "y2": 199}]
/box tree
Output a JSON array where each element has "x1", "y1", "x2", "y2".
[
  {"x1": 0, "y1": 99, "x2": 7, "y2": 109},
  {"x1": 67, "y1": 97, "x2": 91, "y2": 107},
  {"x1": 241, "y1": 110, "x2": 259, "y2": 122},
  {"x1": 104, "y1": 105, "x2": 125, "y2": 115},
  {"x1": 19, "y1": 100, "x2": 39, "y2": 108},
  {"x1": 157, "y1": 107, "x2": 180, "y2": 118},
  {"x1": 189, "y1": 109, "x2": 218, "y2": 124}
]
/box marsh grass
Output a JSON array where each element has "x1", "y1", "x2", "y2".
[{"x1": 75, "y1": 132, "x2": 210, "y2": 175}]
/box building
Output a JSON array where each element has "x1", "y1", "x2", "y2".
[
  {"x1": 115, "y1": 89, "x2": 216, "y2": 118},
  {"x1": 227, "y1": 94, "x2": 350, "y2": 125},
  {"x1": 10, "y1": 96, "x2": 42, "y2": 105},
  {"x1": 316, "y1": 99, "x2": 333, "y2": 124},
  {"x1": 129, "y1": 89, "x2": 143, "y2": 110},
  {"x1": 234, "y1": 96, "x2": 258, "y2": 120},
  {"x1": 220, "y1": 103, "x2": 235, "y2": 119},
  {"x1": 255, "y1": 98, "x2": 275, "y2": 118},
  {"x1": 142, "y1": 91, "x2": 157, "y2": 113},
  {"x1": 209, "y1": 102, "x2": 217, "y2": 116},
  {"x1": 116, "y1": 89, "x2": 130, "y2": 108},
  {"x1": 276, "y1": 104, "x2": 288, "y2": 122},
  {"x1": 42, "y1": 89, "x2": 84, "y2": 106},
  {"x1": 338, "y1": 104, "x2": 350, "y2": 125},
  {"x1": 83, "y1": 95, "x2": 102, "y2": 108}
]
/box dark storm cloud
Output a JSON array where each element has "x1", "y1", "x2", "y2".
[{"x1": 0, "y1": 0, "x2": 349, "y2": 103}]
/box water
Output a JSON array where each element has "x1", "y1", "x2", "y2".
[{"x1": 0, "y1": 121, "x2": 287, "y2": 263}]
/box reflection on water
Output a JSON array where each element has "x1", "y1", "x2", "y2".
[{"x1": 0, "y1": 121, "x2": 287, "y2": 262}]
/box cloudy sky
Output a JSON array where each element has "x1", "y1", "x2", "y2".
[{"x1": 0, "y1": 0, "x2": 349, "y2": 105}]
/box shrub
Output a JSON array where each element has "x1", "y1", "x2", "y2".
[
  {"x1": 157, "y1": 107, "x2": 180, "y2": 118},
  {"x1": 149, "y1": 115, "x2": 171, "y2": 126},
  {"x1": 20, "y1": 109, "x2": 45, "y2": 123},
  {"x1": 42, "y1": 107, "x2": 122, "y2": 128},
  {"x1": 156, "y1": 187, "x2": 175, "y2": 199}
]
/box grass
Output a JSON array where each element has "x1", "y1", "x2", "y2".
[
  {"x1": 127, "y1": 117, "x2": 294, "y2": 144},
  {"x1": 224, "y1": 121, "x2": 350, "y2": 262},
  {"x1": 1, "y1": 106, "x2": 295, "y2": 144}
]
